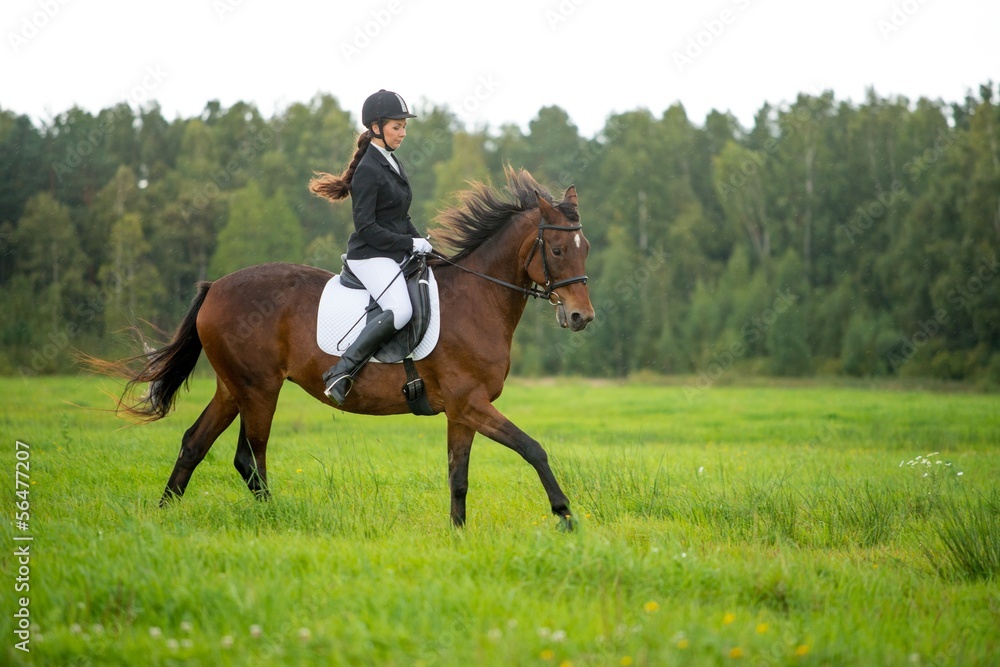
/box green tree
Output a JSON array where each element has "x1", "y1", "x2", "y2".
[
  {"x1": 428, "y1": 132, "x2": 490, "y2": 228},
  {"x1": 713, "y1": 140, "x2": 770, "y2": 263},
  {"x1": 4, "y1": 193, "x2": 91, "y2": 372},
  {"x1": 209, "y1": 183, "x2": 303, "y2": 277},
  {"x1": 99, "y1": 212, "x2": 164, "y2": 332},
  {"x1": 766, "y1": 250, "x2": 813, "y2": 376}
]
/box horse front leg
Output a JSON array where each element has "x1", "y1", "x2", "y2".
[
  {"x1": 460, "y1": 398, "x2": 574, "y2": 530},
  {"x1": 447, "y1": 420, "x2": 475, "y2": 527}
]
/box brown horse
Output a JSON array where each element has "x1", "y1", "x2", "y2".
[{"x1": 93, "y1": 167, "x2": 594, "y2": 528}]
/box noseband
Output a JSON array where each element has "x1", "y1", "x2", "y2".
[
  {"x1": 430, "y1": 219, "x2": 589, "y2": 305},
  {"x1": 523, "y1": 222, "x2": 589, "y2": 304}
]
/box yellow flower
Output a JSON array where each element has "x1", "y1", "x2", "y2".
[
  {"x1": 540, "y1": 649, "x2": 555, "y2": 661},
  {"x1": 795, "y1": 645, "x2": 810, "y2": 657},
  {"x1": 559, "y1": 662, "x2": 573, "y2": 667},
  {"x1": 643, "y1": 601, "x2": 660, "y2": 613},
  {"x1": 723, "y1": 612, "x2": 736, "y2": 625},
  {"x1": 729, "y1": 647, "x2": 744, "y2": 659},
  {"x1": 756, "y1": 623, "x2": 768, "y2": 634},
  {"x1": 620, "y1": 657, "x2": 634, "y2": 667},
  {"x1": 677, "y1": 638, "x2": 690, "y2": 649}
]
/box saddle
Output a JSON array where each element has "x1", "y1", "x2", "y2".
[
  {"x1": 340, "y1": 254, "x2": 432, "y2": 363},
  {"x1": 316, "y1": 254, "x2": 439, "y2": 364}
]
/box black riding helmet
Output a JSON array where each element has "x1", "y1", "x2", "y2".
[{"x1": 362, "y1": 89, "x2": 417, "y2": 150}]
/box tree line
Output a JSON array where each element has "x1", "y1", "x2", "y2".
[{"x1": 1, "y1": 84, "x2": 998, "y2": 385}]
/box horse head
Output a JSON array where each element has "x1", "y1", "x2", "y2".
[{"x1": 528, "y1": 186, "x2": 595, "y2": 332}]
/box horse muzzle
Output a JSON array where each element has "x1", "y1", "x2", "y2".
[{"x1": 554, "y1": 301, "x2": 595, "y2": 331}]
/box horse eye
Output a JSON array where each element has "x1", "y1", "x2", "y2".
[{"x1": 552, "y1": 247, "x2": 563, "y2": 257}]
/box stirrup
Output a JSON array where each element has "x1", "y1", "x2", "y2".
[{"x1": 323, "y1": 374, "x2": 355, "y2": 404}]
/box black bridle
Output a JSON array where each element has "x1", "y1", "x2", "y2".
[{"x1": 429, "y1": 220, "x2": 589, "y2": 305}]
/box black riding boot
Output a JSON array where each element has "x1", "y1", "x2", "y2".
[{"x1": 323, "y1": 310, "x2": 397, "y2": 406}]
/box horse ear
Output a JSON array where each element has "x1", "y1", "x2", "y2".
[
  {"x1": 561, "y1": 185, "x2": 578, "y2": 207},
  {"x1": 535, "y1": 190, "x2": 556, "y2": 219}
]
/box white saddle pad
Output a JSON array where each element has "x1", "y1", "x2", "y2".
[{"x1": 315, "y1": 269, "x2": 441, "y2": 362}]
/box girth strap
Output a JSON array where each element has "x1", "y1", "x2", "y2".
[{"x1": 402, "y1": 358, "x2": 436, "y2": 416}]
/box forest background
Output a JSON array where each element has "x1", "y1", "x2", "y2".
[{"x1": 2, "y1": 83, "x2": 998, "y2": 385}]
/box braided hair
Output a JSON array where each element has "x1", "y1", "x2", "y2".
[{"x1": 308, "y1": 131, "x2": 372, "y2": 202}]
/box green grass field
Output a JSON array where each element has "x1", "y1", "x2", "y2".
[{"x1": 2, "y1": 375, "x2": 998, "y2": 666}]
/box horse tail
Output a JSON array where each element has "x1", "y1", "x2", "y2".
[{"x1": 83, "y1": 281, "x2": 212, "y2": 422}]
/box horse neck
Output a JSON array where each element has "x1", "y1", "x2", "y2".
[
  {"x1": 450, "y1": 209, "x2": 538, "y2": 336},
  {"x1": 469, "y1": 208, "x2": 537, "y2": 287}
]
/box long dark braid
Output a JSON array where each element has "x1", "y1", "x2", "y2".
[{"x1": 309, "y1": 131, "x2": 372, "y2": 202}]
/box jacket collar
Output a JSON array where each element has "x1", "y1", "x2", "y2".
[{"x1": 366, "y1": 142, "x2": 408, "y2": 182}]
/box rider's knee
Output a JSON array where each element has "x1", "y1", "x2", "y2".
[{"x1": 391, "y1": 301, "x2": 413, "y2": 330}]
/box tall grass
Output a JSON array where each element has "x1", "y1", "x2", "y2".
[
  {"x1": 2, "y1": 376, "x2": 998, "y2": 666},
  {"x1": 926, "y1": 486, "x2": 1000, "y2": 581}
]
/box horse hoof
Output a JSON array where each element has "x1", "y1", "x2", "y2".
[{"x1": 557, "y1": 514, "x2": 576, "y2": 532}]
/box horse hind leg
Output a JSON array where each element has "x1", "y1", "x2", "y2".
[
  {"x1": 231, "y1": 389, "x2": 280, "y2": 500},
  {"x1": 160, "y1": 384, "x2": 239, "y2": 505},
  {"x1": 234, "y1": 420, "x2": 268, "y2": 499}
]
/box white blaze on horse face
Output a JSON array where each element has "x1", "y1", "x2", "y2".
[{"x1": 574, "y1": 233, "x2": 581, "y2": 249}]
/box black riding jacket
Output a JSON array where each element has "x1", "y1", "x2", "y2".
[{"x1": 345, "y1": 144, "x2": 420, "y2": 262}]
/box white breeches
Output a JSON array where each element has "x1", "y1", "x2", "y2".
[{"x1": 345, "y1": 257, "x2": 413, "y2": 330}]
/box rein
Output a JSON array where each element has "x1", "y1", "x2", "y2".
[{"x1": 430, "y1": 222, "x2": 588, "y2": 305}]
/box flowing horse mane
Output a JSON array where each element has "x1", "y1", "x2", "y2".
[{"x1": 432, "y1": 166, "x2": 580, "y2": 261}]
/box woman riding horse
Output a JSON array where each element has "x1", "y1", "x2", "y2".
[
  {"x1": 308, "y1": 89, "x2": 432, "y2": 405},
  {"x1": 86, "y1": 157, "x2": 595, "y2": 528}
]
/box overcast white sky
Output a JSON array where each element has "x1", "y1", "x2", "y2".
[{"x1": 2, "y1": 0, "x2": 998, "y2": 137}]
